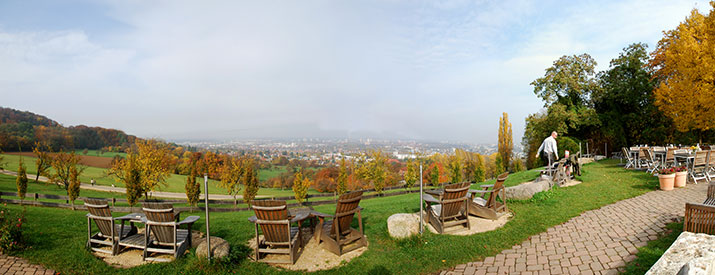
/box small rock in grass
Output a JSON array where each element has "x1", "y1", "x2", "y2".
[{"x1": 196, "y1": 236, "x2": 230, "y2": 259}]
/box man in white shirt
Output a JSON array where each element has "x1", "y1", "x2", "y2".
[{"x1": 535, "y1": 131, "x2": 559, "y2": 175}]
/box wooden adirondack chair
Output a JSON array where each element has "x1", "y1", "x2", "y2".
[
  {"x1": 142, "y1": 202, "x2": 199, "y2": 262},
  {"x1": 469, "y1": 173, "x2": 508, "y2": 220},
  {"x1": 424, "y1": 182, "x2": 471, "y2": 234},
  {"x1": 85, "y1": 198, "x2": 138, "y2": 255},
  {"x1": 313, "y1": 191, "x2": 367, "y2": 256},
  {"x1": 248, "y1": 200, "x2": 309, "y2": 264}
]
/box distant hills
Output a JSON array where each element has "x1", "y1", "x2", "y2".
[{"x1": 0, "y1": 107, "x2": 138, "y2": 152}]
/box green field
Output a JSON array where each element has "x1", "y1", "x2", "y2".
[
  {"x1": 0, "y1": 160, "x2": 663, "y2": 274},
  {"x1": 73, "y1": 149, "x2": 127, "y2": 158},
  {"x1": 0, "y1": 153, "x2": 315, "y2": 197}
]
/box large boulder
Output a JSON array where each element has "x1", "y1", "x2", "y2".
[
  {"x1": 505, "y1": 177, "x2": 552, "y2": 200},
  {"x1": 196, "y1": 236, "x2": 230, "y2": 259},
  {"x1": 387, "y1": 213, "x2": 420, "y2": 239}
]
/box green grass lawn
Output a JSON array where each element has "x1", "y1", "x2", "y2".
[
  {"x1": 0, "y1": 159, "x2": 662, "y2": 274},
  {"x1": 73, "y1": 149, "x2": 127, "y2": 158},
  {"x1": 622, "y1": 222, "x2": 683, "y2": 274},
  {"x1": 0, "y1": 154, "x2": 316, "y2": 197}
]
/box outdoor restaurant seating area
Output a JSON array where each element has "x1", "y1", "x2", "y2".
[{"x1": 622, "y1": 144, "x2": 715, "y2": 184}]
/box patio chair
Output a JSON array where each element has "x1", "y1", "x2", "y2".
[
  {"x1": 622, "y1": 147, "x2": 635, "y2": 169},
  {"x1": 248, "y1": 200, "x2": 309, "y2": 264},
  {"x1": 684, "y1": 203, "x2": 715, "y2": 234},
  {"x1": 85, "y1": 198, "x2": 139, "y2": 255},
  {"x1": 314, "y1": 191, "x2": 367, "y2": 256},
  {"x1": 469, "y1": 173, "x2": 508, "y2": 220},
  {"x1": 642, "y1": 149, "x2": 659, "y2": 174},
  {"x1": 705, "y1": 183, "x2": 715, "y2": 205},
  {"x1": 691, "y1": 150, "x2": 710, "y2": 184},
  {"x1": 664, "y1": 147, "x2": 677, "y2": 168},
  {"x1": 638, "y1": 147, "x2": 651, "y2": 169},
  {"x1": 424, "y1": 182, "x2": 471, "y2": 234},
  {"x1": 142, "y1": 202, "x2": 199, "y2": 262},
  {"x1": 706, "y1": 150, "x2": 715, "y2": 182}
]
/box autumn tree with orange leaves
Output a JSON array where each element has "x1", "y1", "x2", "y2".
[{"x1": 650, "y1": 2, "x2": 715, "y2": 136}]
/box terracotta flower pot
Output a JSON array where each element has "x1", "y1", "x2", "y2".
[
  {"x1": 674, "y1": 171, "x2": 688, "y2": 187},
  {"x1": 658, "y1": 173, "x2": 675, "y2": 191}
]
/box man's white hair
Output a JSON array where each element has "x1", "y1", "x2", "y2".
[{"x1": 551, "y1": 131, "x2": 558, "y2": 136}]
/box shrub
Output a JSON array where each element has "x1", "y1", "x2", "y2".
[
  {"x1": 0, "y1": 204, "x2": 25, "y2": 252},
  {"x1": 68, "y1": 166, "x2": 81, "y2": 204},
  {"x1": 185, "y1": 170, "x2": 201, "y2": 207},
  {"x1": 557, "y1": 136, "x2": 581, "y2": 158},
  {"x1": 16, "y1": 159, "x2": 28, "y2": 200}
]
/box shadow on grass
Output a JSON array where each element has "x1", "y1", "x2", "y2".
[{"x1": 622, "y1": 222, "x2": 683, "y2": 275}]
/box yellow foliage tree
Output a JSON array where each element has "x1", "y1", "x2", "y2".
[
  {"x1": 109, "y1": 139, "x2": 171, "y2": 200},
  {"x1": 219, "y1": 157, "x2": 244, "y2": 206},
  {"x1": 447, "y1": 154, "x2": 462, "y2": 183},
  {"x1": 650, "y1": 3, "x2": 715, "y2": 134},
  {"x1": 49, "y1": 151, "x2": 84, "y2": 193},
  {"x1": 498, "y1": 112, "x2": 514, "y2": 170},
  {"x1": 135, "y1": 140, "x2": 172, "y2": 198},
  {"x1": 337, "y1": 158, "x2": 349, "y2": 195},
  {"x1": 242, "y1": 157, "x2": 260, "y2": 205},
  {"x1": 32, "y1": 142, "x2": 52, "y2": 183},
  {"x1": 292, "y1": 170, "x2": 310, "y2": 204}
]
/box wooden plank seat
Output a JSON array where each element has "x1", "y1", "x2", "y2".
[
  {"x1": 469, "y1": 172, "x2": 508, "y2": 220},
  {"x1": 142, "y1": 202, "x2": 199, "y2": 262},
  {"x1": 424, "y1": 182, "x2": 470, "y2": 234},
  {"x1": 313, "y1": 191, "x2": 367, "y2": 256},
  {"x1": 248, "y1": 200, "x2": 310, "y2": 264},
  {"x1": 84, "y1": 198, "x2": 138, "y2": 256}
]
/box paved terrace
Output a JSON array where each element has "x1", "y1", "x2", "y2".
[
  {"x1": 442, "y1": 182, "x2": 707, "y2": 275},
  {"x1": 0, "y1": 254, "x2": 54, "y2": 275}
]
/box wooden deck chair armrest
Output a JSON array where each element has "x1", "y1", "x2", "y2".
[
  {"x1": 86, "y1": 214, "x2": 115, "y2": 221},
  {"x1": 469, "y1": 189, "x2": 490, "y2": 194},
  {"x1": 425, "y1": 190, "x2": 442, "y2": 197},
  {"x1": 177, "y1": 215, "x2": 200, "y2": 226},
  {"x1": 290, "y1": 212, "x2": 311, "y2": 223},
  {"x1": 115, "y1": 213, "x2": 139, "y2": 221},
  {"x1": 145, "y1": 221, "x2": 178, "y2": 226},
  {"x1": 686, "y1": 202, "x2": 715, "y2": 212},
  {"x1": 311, "y1": 211, "x2": 333, "y2": 219},
  {"x1": 423, "y1": 194, "x2": 439, "y2": 204},
  {"x1": 480, "y1": 184, "x2": 494, "y2": 189}
]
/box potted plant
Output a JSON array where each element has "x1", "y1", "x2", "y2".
[
  {"x1": 658, "y1": 167, "x2": 676, "y2": 191},
  {"x1": 674, "y1": 166, "x2": 688, "y2": 187}
]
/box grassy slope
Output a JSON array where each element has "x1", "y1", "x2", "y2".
[
  {"x1": 2, "y1": 159, "x2": 661, "y2": 274},
  {"x1": 0, "y1": 154, "x2": 314, "y2": 197}
]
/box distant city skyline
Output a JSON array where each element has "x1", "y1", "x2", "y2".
[{"x1": 0, "y1": 0, "x2": 708, "y2": 143}]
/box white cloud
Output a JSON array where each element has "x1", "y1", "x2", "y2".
[{"x1": 0, "y1": 0, "x2": 709, "y2": 143}]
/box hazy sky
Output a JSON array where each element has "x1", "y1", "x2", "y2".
[{"x1": 0, "y1": 0, "x2": 708, "y2": 143}]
